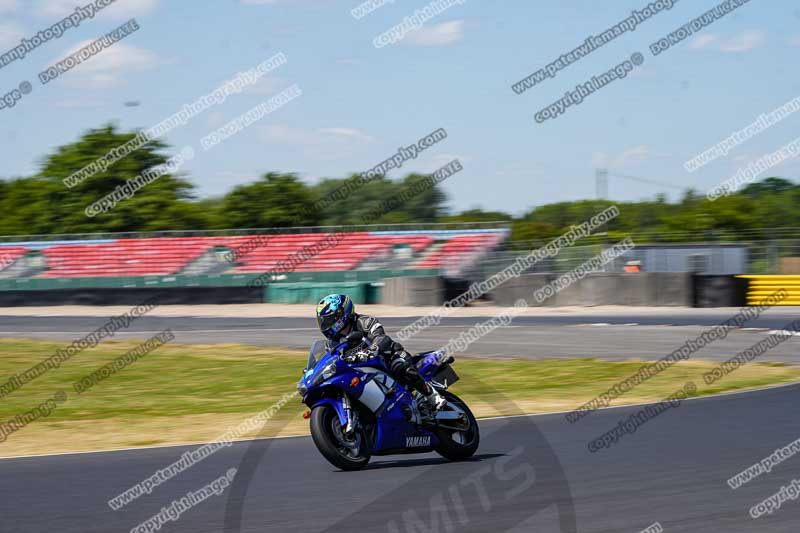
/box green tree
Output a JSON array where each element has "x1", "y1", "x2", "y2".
[
  {"x1": 741, "y1": 177, "x2": 795, "y2": 197},
  {"x1": 442, "y1": 209, "x2": 514, "y2": 223},
  {"x1": 1, "y1": 121, "x2": 799, "y2": 241},
  {"x1": 32, "y1": 124, "x2": 201, "y2": 233},
  {"x1": 0, "y1": 177, "x2": 64, "y2": 236},
  {"x1": 311, "y1": 173, "x2": 448, "y2": 226},
  {"x1": 218, "y1": 173, "x2": 318, "y2": 228}
]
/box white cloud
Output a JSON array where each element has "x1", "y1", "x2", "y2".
[
  {"x1": 718, "y1": 30, "x2": 764, "y2": 52},
  {"x1": 35, "y1": 0, "x2": 82, "y2": 18},
  {"x1": 628, "y1": 65, "x2": 656, "y2": 79},
  {"x1": 263, "y1": 124, "x2": 375, "y2": 145},
  {"x1": 591, "y1": 151, "x2": 609, "y2": 168},
  {"x1": 61, "y1": 41, "x2": 158, "y2": 72},
  {"x1": 263, "y1": 125, "x2": 376, "y2": 146},
  {"x1": 318, "y1": 128, "x2": 375, "y2": 143},
  {"x1": 53, "y1": 98, "x2": 106, "y2": 108},
  {"x1": 593, "y1": 146, "x2": 671, "y2": 168},
  {"x1": 99, "y1": 0, "x2": 158, "y2": 19},
  {"x1": 52, "y1": 40, "x2": 159, "y2": 88},
  {"x1": 619, "y1": 146, "x2": 671, "y2": 165},
  {"x1": 689, "y1": 34, "x2": 718, "y2": 50},
  {"x1": 261, "y1": 124, "x2": 316, "y2": 145},
  {"x1": 35, "y1": 0, "x2": 158, "y2": 20},
  {"x1": 206, "y1": 111, "x2": 228, "y2": 129},
  {"x1": 241, "y1": 76, "x2": 291, "y2": 96},
  {"x1": 0, "y1": 22, "x2": 24, "y2": 48},
  {"x1": 261, "y1": 124, "x2": 377, "y2": 161},
  {"x1": 406, "y1": 20, "x2": 464, "y2": 46},
  {"x1": 0, "y1": 0, "x2": 17, "y2": 14},
  {"x1": 618, "y1": 146, "x2": 651, "y2": 163},
  {"x1": 423, "y1": 153, "x2": 471, "y2": 172},
  {"x1": 788, "y1": 36, "x2": 800, "y2": 47},
  {"x1": 688, "y1": 31, "x2": 764, "y2": 53}
]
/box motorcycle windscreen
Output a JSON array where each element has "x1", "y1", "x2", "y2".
[{"x1": 307, "y1": 340, "x2": 328, "y2": 369}]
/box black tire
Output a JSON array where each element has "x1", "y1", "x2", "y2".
[
  {"x1": 310, "y1": 404, "x2": 371, "y2": 471},
  {"x1": 434, "y1": 391, "x2": 480, "y2": 461}
]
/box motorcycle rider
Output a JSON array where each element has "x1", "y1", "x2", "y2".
[{"x1": 315, "y1": 293, "x2": 446, "y2": 411}]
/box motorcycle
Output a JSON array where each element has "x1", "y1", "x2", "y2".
[{"x1": 297, "y1": 331, "x2": 480, "y2": 471}]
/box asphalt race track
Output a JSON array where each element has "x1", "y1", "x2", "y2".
[
  {"x1": 2, "y1": 383, "x2": 800, "y2": 532},
  {"x1": 0, "y1": 309, "x2": 798, "y2": 361},
  {"x1": 1, "y1": 310, "x2": 799, "y2": 531}
]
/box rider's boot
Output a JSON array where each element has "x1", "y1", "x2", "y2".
[
  {"x1": 423, "y1": 384, "x2": 446, "y2": 411},
  {"x1": 400, "y1": 360, "x2": 446, "y2": 413}
]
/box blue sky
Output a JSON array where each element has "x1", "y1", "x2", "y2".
[{"x1": 1, "y1": 0, "x2": 799, "y2": 215}]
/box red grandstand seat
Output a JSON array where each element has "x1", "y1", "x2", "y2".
[{"x1": 25, "y1": 230, "x2": 504, "y2": 278}]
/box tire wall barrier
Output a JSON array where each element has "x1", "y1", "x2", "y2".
[
  {"x1": 694, "y1": 275, "x2": 748, "y2": 307},
  {"x1": 738, "y1": 275, "x2": 800, "y2": 306}
]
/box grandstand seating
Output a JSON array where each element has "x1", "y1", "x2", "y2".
[
  {"x1": 0, "y1": 246, "x2": 29, "y2": 267},
  {"x1": 39, "y1": 238, "x2": 211, "y2": 277},
  {"x1": 231, "y1": 233, "x2": 436, "y2": 273},
  {"x1": 0, "y1": 229, "x2": 508, "y2": 278},
  {"x1": 413, "y1": 233, "x2": 506, "y2": 269}
]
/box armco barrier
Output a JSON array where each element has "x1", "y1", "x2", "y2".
[
  {"x1": 266, "y1": 282, "x2": 375, "y2": 304},
  {"x1": 0, "y1": 282, "x2": 383, "y2": 306},
  {"x1": 0, "y1": 287, "x2": 262, "y2": 306},
  {"x1": 0, "y1": 271, "x2": 758, "y2": 307},
  {"x1": 0, "y1": 270, "x2": 435, "y2": 306},
  {"x1": 738, "y1": 275, "x2": 800, "y2": 306},
  {"x1": 0, "y1": 269, "x2": 438, "y2": 291}
]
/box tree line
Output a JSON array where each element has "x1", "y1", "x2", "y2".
[{"x1": 1, "y1": 124, "x2": 798, "y2": 244}]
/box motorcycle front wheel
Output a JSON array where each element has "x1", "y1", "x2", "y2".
[
  {"x1": 433, "y1": 391, "x2": 480, "y2": 461},
  {"x1": 310, "y1": 404, "x2": 371, "y2": 471}
]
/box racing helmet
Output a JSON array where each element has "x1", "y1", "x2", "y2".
[{"x1": 316, "y1": 294, "x2": 355, "y2": 339}]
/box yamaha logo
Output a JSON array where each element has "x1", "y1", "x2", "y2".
[{"x1": 405, "y1": 435, "x2": 431, "y2": 448}]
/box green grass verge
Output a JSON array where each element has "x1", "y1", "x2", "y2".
[{"x1": 0, "y1": 338, "x2": 798, "y2": 457}]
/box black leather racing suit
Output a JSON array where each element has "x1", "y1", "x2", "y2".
[{"x1": 332, "y1": 313, "x2": 433, "y2": 396}]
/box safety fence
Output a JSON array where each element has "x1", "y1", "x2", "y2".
[{"x1": 478, "y1": 238, "x2": 800, "y2": 278}]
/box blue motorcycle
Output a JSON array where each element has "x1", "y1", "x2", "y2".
[{"x1": 297, "y1": 331, "x2": 479, "y2": 471}]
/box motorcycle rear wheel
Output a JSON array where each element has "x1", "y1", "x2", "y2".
[
  {"x1": 310, "y1": 404, "x2": 371, "y2": 471},
  {"x1": 434, "y1": 391, "x2": 480, "y2": 461}
]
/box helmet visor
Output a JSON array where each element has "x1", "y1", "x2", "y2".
[{"x1": 318, "y1": 313, "x2": 339, "y2": 333}]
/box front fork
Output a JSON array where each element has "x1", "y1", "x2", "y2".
[{"x1": 342, "y1": 394, "x2": 358, "y2": 436}]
